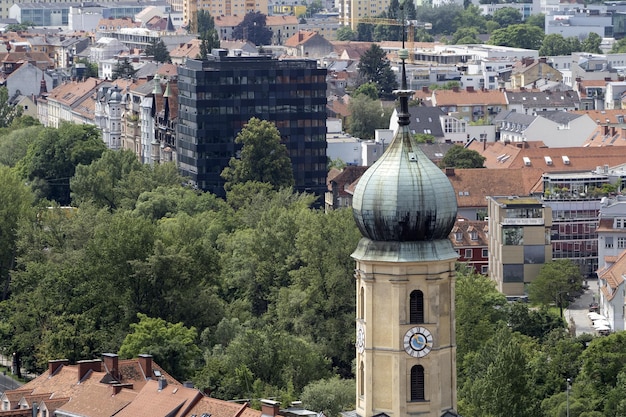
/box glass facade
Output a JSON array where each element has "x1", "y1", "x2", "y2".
[{"x1": 177, "y1": 55, "x2": 328, "y2": 199}]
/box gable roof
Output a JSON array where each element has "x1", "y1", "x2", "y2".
[
  {"x1": 56, "y1": 384, "x2": 136, "y2": 417},
  {"x1": 598, "y1": 249, "x2": 626, "y2": 301},
  {"x1": 445, "y1": 168, "x2": 544, "y2": 208},
  {"x1": 184, "y1": 397, "x2": 262, "y2": 417},
  {"x1": 450, "y1": 219, "x2": 488, "y2": 248},
  {"x1": 432, "y1": 88, "x2": 507, "y2": 106},
  {"x1": 284, "y1": 30, "x2": 320, "y2": 47},
  {"x1": 114, "y1": 380, "x2": 201, "y2": 417},
  {"x1": 505, "y1": 90, "x2": 580, "y2": 108}
]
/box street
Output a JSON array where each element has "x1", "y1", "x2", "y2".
[{"x1": 565, "y1": 279, "x2": 601, "y2": 337}]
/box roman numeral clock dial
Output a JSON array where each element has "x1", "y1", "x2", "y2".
[{"x1": 403, "y1": 326, "x2": 433, "y2": 358}]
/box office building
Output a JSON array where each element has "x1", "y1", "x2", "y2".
[
  {"x1": 488, "y1": 196, "x2": 553, "y2": 296},
  {"x1": 176, "y1": 51, "x2": 327, "y2": 198}
]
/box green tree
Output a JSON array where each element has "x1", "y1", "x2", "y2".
[
  {"x1": 19, "y1": 122, "x2": 106, "y2": 205},
  {"x1": 451, "y1": 27, "x2": 481, "y2": 45},
  {"x1": 461, "y1": 326, "x2": 536, "y2": 417},
  {"x1": 539, "y1": 34, "x2": 575, "y2": 56},
  {"x1": 73, "y1": 58, "x2": 99, "y2": 78},
  {"x1": 611, "y1": 37, "x2": 626, "y2": 53},
  {"x1": 356, "y1": 23, "x2": 373, "y2": 41},
  {"x1": 357, "y1": 44, "x2": 398, "y2": 98},
  {"x1": 581, "y1": 32, "x2": 602, "y2": 54},
  {"x1": 454, "y1": 5, "x2": 487, "y2": 33},
  {"x1": 300, "y1": 377, "x2": 355, "y2": 417},
  {"x1": 336, "y1": 26, "x2": 356, "y2": 41},
  {"x1": 440, "y1": 145, "x2": 485, "y2": 168},
  {"x1": 347, "y1": 94, "x2": 393, "y2": 139},
  {"x1": 415, "y1": 4, "x2": 464, "y2": 35},
  {"x1": 353, "y1": 82, "x2": 379, "y2": 100},
  {"x1": 492, "y1": 7, "x2": 523, "y2": 27},
  {"x1": 527, "y1": 259, "x2": 584, "y2": 317},
  {"x1": 414, "y1": 133, "x2": 435, "y2": 143},
  {"x1": 111, "y1": 59, "x2": 137, "y2": 80},
  {"x1": 525, "y1": 13, "x2": 545, "y2": 29},
  {"x1": 0, "y1": 125, "x2": 44, "y2": 167},
  {"x1": 489, "y1": 24, "x2": 544, "y2": 50},
  {"x1": 221, "y1": 118, "x2": 294, "y2": 192},
  {"x1": 196, "y1": 9, "x2": 220, "y2": 58},
  {"x1": 119, "y1": 313, "x2": 201, "y2": 381},
  {"x1": 0, "y1": 167, "x2": 33, "y2": 300},
  {"x1": 0, "y1": 86, "x2": 23, "y2": 128},
  {"x1": 145, "y1": 39, "x2": 171, "y2": 63},
  {"x1": 232, "y1": 12, "x2": 273, "y2": 46}
]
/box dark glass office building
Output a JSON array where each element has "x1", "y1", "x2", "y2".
[{"x1": 177, "y1": 52, "x2": 328, "y2": 199}]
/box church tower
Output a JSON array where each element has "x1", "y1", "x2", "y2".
[{"x1": 351, "y1": 48, "x2": 459, "y2": 417}]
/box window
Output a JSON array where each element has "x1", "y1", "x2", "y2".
[
  {"x1": 464, "y1": 249, "x2": 472, "y2": 258},
  {"x1": 410, "y1": 365, "x2": 425, "y2": 401},
  {"x1": 606, "y1": 236, "x2": 614, "y2": 248},
  {"x1": 481, "y1": 265, "x2": 488, "y2": 274},
  {"x1": 482, "y1": 248, "x2": 488, "y2": 258},
  {"x1": 470, "y1": 231, "x2": 478, "y2": 241},
  {"x1": 359, "y1": 362, "x2": 364, "y2": 396},
  {"x1": 359, "y1": 287, "x2": 364, "y2": 319},
  {"x1": 619, "y1": 237, "x2": 626, "y2": 249},
  {"x1": 410, "y1": 290, "x2": 424, "y2": 323},
  {"x1": 455, "y1": 231, "x2": 463, "y2": 241}
]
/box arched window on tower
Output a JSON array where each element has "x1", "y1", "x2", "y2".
[
  {"x1": 410, "y1": 290, "x2": 424, "y2": 323},
  {"x1": 410, "y1": 365, "x2": 425, "y2": 401},
  {"x1": 359, "y1": 361, "x2": 364, "y2": 396},
  {"x1": 359, "y1": 287, "x2": 364, "y2": 319}
]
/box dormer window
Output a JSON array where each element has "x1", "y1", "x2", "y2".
[
  {"x1": 470, "y1": 231, "x2": 478, "y2": 241},
  {"x1": 616, "y1": 218, "x2": 626, "y2": 229},
  {"x1": 455, "y1": 231, "x2": 463, "y2": 241}
]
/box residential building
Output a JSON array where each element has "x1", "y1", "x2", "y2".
[
  {"x1": 494, "y1": 110, "x2": 595, "y2": 147},
  {"x1": 505, "y1": 89, "x2": 580, "y2": 114},
  {"x1": 5, "y1": 63, "x2": 53, "y2": 99},
  {"x1": 450, "y1": 218, "x2": 489, "y2": 275},
  {"x1": 545, "y1": 9, "x2": 613, "y2": 39},
  {"x1": 176, "y1": 52, "x2": 327, "y2": 199},
  {"x1": 325, "y1": 165, "x2": 368, "y2": 211},
  {"x1": 488, "y1": 196, "x2": 552, "y2": 296},
  {"x1": 596, "y1": 195, "x2": 626, "y2": 331},
  {"x1": 431, "y1": 86, "x2": 507, "y2": 124},
  {"x1": 284, "y1": 30, "x2": 334, "y2": 58},
  {"x1": 580, "y1": 109, "x2": 626, "y2": 146},
  {"x1": 1, "y1": 354, "x2": 264, "y2": 417},
  {"x1": 478, "y1": 2, "x2": 538, "y2": 20},
  {"x1": 510, "y1": 57, "x2": 563, "y2": 90}
]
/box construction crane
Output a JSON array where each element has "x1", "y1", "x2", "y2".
[{"x1": 347, "y1": 17, "x2": 432, "y2": 63}]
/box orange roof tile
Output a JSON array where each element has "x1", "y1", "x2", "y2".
[
  {"x1": 445, "y1": 167, "x2": 544, "y2": 208},
  {"x1": 57, "y1": 384, "x2": 136, "y2": 417},
  {"x1": 598, "y1": 250, "x2": 626, "y2": 300},
  {"x1": 47, "y1": 78, "x2": 101, "y2": 106},
  {"x1": 450, "y1": 219, "x2": 488, "y2": 248},
  {"x1": 214, "y1": 15, "x2": 244, "y2": 27},
  {"x1": 184, "y1": 397, "x2": 262, "y2": 417},
  {"x1": 432, "y1": 88, "x2": 507, "y2": 106},
  {"x1": 266, "y1": 15, "x2": 298, "y2": 26},
  {"x1": 572, "y1": 109, "x2": 626, "y2": 124},
  {"x1": 170, "y1": 39, "x2": 201, "y2": 59},
  {"x1": 284, "y1": 30, "x2": 318, "y2": 47},
  {"x1": 114, "y1": 380, "x2": 201, "y2": 417}
]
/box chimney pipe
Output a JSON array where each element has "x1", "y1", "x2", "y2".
[
  {"x1": 102, "y1": 353, "x2": 119, "y2": 378},
  {"x1": 261, "y1": 400, "x2": 281, "y2": 417},
  {"x1": 445, "y1": 167, "x2": 455, "y2": 176},
  {"x1": 48, "y1": 359, "x2": 69, "y2": 375},
  {"x1": 77, "y1": 359, "x2": 101, "y2": 382},
  {"x1": 138, "y1": 354, "x2": 153, "y2": 379},
  {"x1": 158, "y1": 377, "x2": 168, "y2": 391}
]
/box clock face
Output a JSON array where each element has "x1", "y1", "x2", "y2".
[
  {"x1": 356, "y1": 323, "x2": 365, "y2": 354},
  {"x1": 403, "y1": 327, "x2": 433, "y2": 358}
]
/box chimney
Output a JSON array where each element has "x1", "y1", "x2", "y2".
[
  {"x1": 77, "y1": 359, "x2": 101, "y2": 382},
  {"x1": 260, "y1": 399, "x2": 280, "y2": 417},
  {"x1": 138, "y1": 354, "x2": 153, "y2": 378},
  {"x1": 102, "y1": 353, "x2": 119, "y2": 378},
  {"x1": 445, "y1": 167, "x2": 455, "y2": 176},
  {"x1": 48, "y1": 359, "x2": 69, "y2": 375},
  {"x1": 466, "y1": 86, "x2": 474, "y2": 92},
  {"x1": 158, "y1": 377, "x2": 168, "y2": 390},
  {"x1": 538, "y1": 57, "x2": 546, "y2": 64},
  {"x1": 111, "y1": 383, "x2": 133, "y2": 395},
  {"x1": 422, "y1": 86, "x2": 429, "y2": 93},
  {"x1": 183, "y1": 381, "x2": 194, "y2": 388}
]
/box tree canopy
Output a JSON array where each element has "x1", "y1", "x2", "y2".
[
  {"x1": 145, "y1": 39, "x2": 171, "y2": 63},
  {"x1": 357, "y1": 44, "x2": 398, "y2": 98},
  {"x1": 347, "y1": 94, "x2": 393, "y2": 140},
  {"x1": 0, "y1": 87, "x2": 23, "y2": 129},
  {"x1": 528, "y1": 259, "x2": 584, "y2": 317},
  {"x1": 111, "y1": 59, "x2": 137, "y2": 80},
  {"x1": 221, "y1": 118, "x2": 294, "y2": 191},
  {"x1": 488, "y1": 24, "x2": 544, "y2": 50},
  {"x1": 196, "y1": 9, "x2": 220, "y2": 58},
  {"x1": 232, "y1": 12, "x2": 273, "y2": 46},
  {"x1": 441, "y1": 145, "x2": 486, "y2": 169}
]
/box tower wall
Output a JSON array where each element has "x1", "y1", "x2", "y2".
[{"x1": 354, "y1": 249, "x2": 457, "y2": 417}]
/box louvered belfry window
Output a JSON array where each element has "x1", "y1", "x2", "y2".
[{"x1": 410, "y1": 290, "x2": 424, "y2": 323}]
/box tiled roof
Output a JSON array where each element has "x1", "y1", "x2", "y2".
[
  {"x1": 598, "y1": 250, "x2": 626, "y2": 300},
  {"x1": 467, "y1": 141, "x2": 626, "y2": 171},
  {"x1": 583, "y1": 125, "x2": 626, "y2": 147},
  {"x1": 157, "y1": 63, "x2": 178, "y2": 77},
  {"x1": 284, "y1": 30, "x2": 318, "y2": 47},
  {"x1": 56, "y1": 384, "x2": 136, "y2": 417},
  {"x1": 170, "y1": 39, "x2": 201, "y2": 59},
  {"x1": 330, "y1": 41, "x2": 373, "y2": 60},
  {"x1": 450, "y1": 219, "x2": 488, "y2": 248},
  {"x1": 114, "y1": 380, "x2": 201, "y2": 417},
  {"x1": 214, "y1": 15, "x2": 243, "y2": 27},
  {"x1": 266, "y1": 15, "x2": 298, "y2": 26},
  {"x1": 327, "y1": 166, "x2": 368, "y2": 197},
  {"x1": 47, "y1": 78, "x2": 101, "y2": 106},
  {"x1": 573, "y1": 109, "x2": 626, "y2": 124},
  {"x1": 505, "y1": 90, "x2": 580, "y2": 107},
  {"x1": 432, "y1": 88, "x2": 507, "y2": 106},
  {"x1": 183, "y1": 397, "x2": 262, "y2": 417},
  {"x1": 445, "y1": 167, "x2": 544, "y2": 208}
]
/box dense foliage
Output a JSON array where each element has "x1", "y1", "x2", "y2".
[
  {"x1": 232, "y1": 12, "x2": 273, "y2": 46},
  {"x1": 2, "y1": 117, "x2": 626, "y2": 416}
]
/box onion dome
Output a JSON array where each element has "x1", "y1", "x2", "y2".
[
  {"x1": 352, "y1": 49, "x2": 457, "y2": 243},
  {"x1": 109, "y1": 85, "x2": 122, "y2": 102}
]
